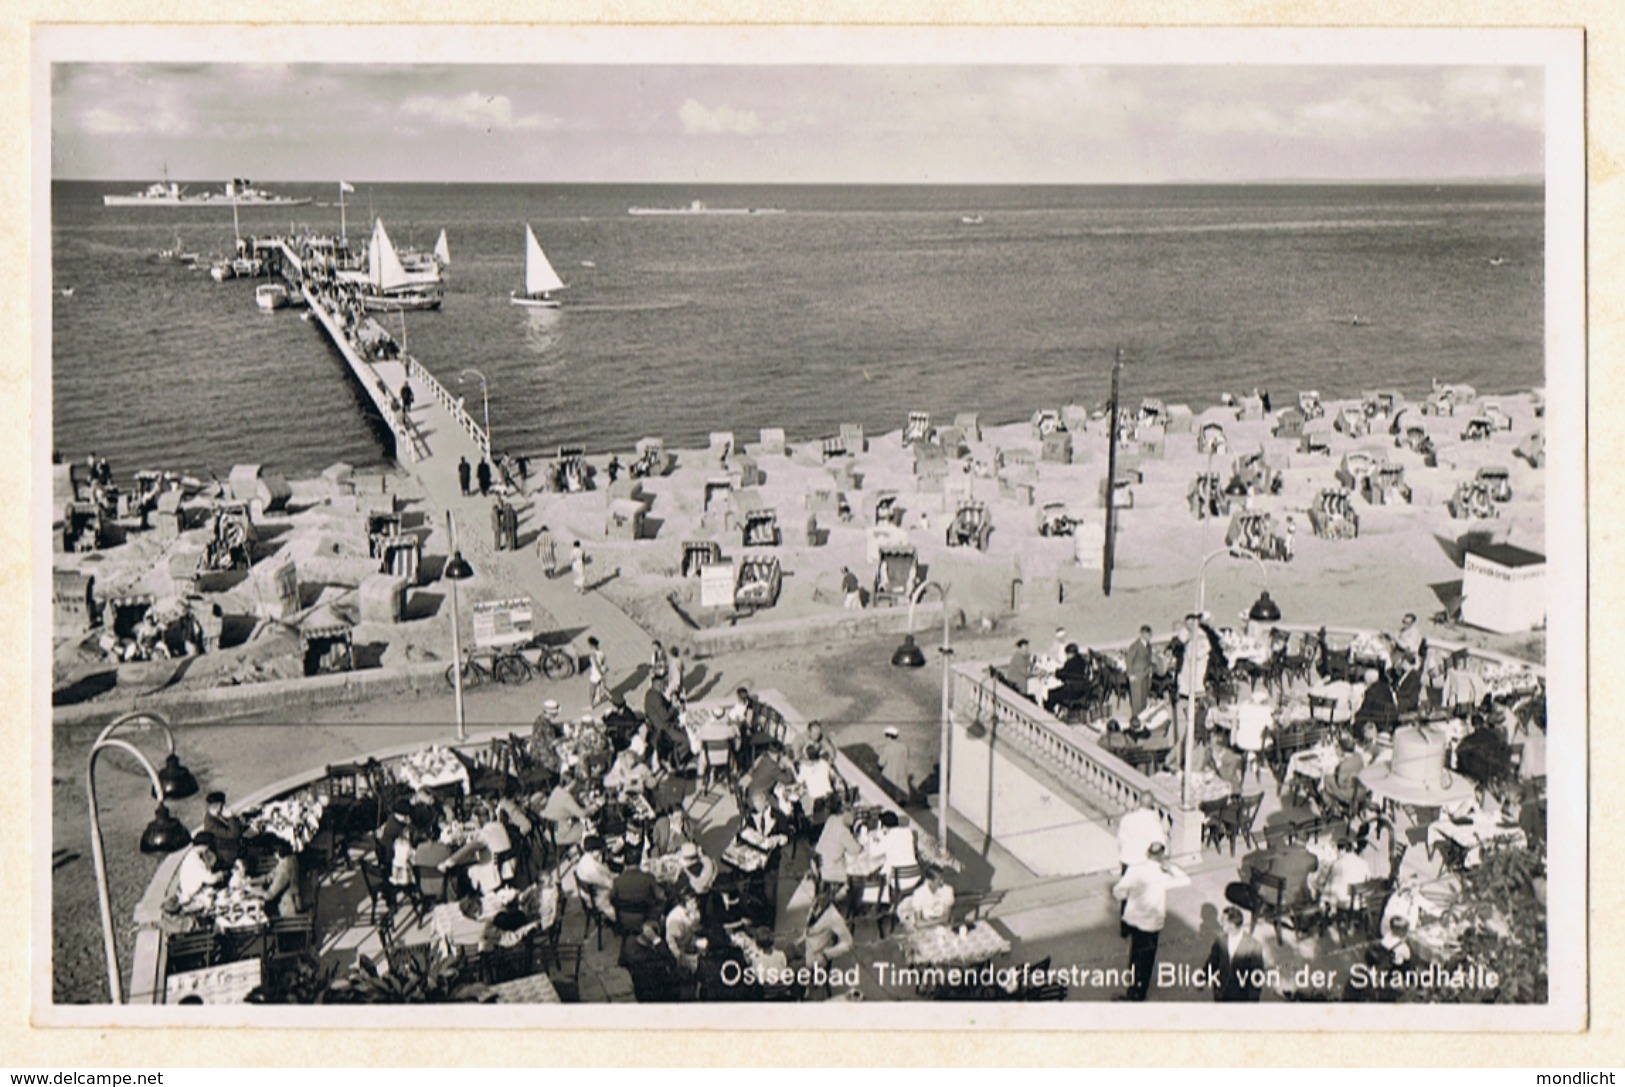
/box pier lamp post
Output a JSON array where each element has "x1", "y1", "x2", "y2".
[
  {"x1": 444, "y1": 511, "x2": 475, "y2": 741},
  {"x1": 459, "y1": 368, "x2": 491, "y2": 462},
  {"x1": 891, "y1": 581, "x2": 955, "y2": 848},
  {"x1": 87, "y1": 711, "x2": 200, "y2": 1003},
  {"x1": 1182, "y1": 546, "x2": 1270, "y2": 809}
]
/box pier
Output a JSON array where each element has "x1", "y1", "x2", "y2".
[{"x1": 258, "y1": 236, "x2": 490, "y2": 509}]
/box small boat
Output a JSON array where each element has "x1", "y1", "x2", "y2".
[
  {"x1": 510, "y1": 223, "x2": 567, "y2": 308},
  {"x1": 255, "y1": 283, "x2": 289, "y2": 311},
  {"x1": 1487, "y1": 256, "x2": 1508, "y2": 267},
  {"x1": 208, "y1": 260, "x2": 234, "y2": 283},
  {"x1": 960, "y1": 214, "x2": 986, "y2": 225},
  {"x1": 627, "y1": 199, "x2": 784, "y2": 216},
  {"x1": 356, "y1": 218, "x2": 443, "y2": 311}
]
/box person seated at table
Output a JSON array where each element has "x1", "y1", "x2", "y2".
[
  {"x1": 620, "y1": 919, "x2": 681, "y2": 1002},
  {"x1": 726, "y1": 686, "x2": 756, "y2": 728},
  {"x1": 1381, "y1": 874, "x2": 1442, "y2": 938},
  {"x1": 175, "y1": 831, "x2": 226, "y2": 911},
  {"x1": 895, "y1": 868, "x2": 955, "y2": 930},
  {"x1": 1321, "y1": 734, "x2": 1366, "y2": 809},
  {"x1": 611, "y1": 859, "x2": 664, "y2": 931},
  {"x1": 605, "y1": 746, "x2": 657, "y2": 800},
  {"x1": 442, "y1": 891, "x2": 499, "y2": 954},
  {"x1": 496, "y1": 788, "x2": 534, "y2": 842},
  {"x1": 1313, "y1": 835, "x2": 1372, "y2": 916},
  {"x1": 538, "y1": 771, "x2": 595, "y2": 850},
  {"x1": 740, "y1": 790, "x2": 790, "y2": 859},
  {"x1": 251, "y1": 838, "x2": 304, "y2": 918},
  {"x1": 742, "y1": 745, "x2": 795, "y2": 800},
  {"x1": 1354, "y1": 668, "x2": 1399, "y2": 733},
  {"x1": 795, "y1": 743, "x2": 840, "y2": 813},
  {"x1": 532, "y1": 698, "x2": 565, "y2": 749},
  {"x1": 799, "y1": 883, "x2": 855, "y2": 971},
  {"x1": 676, "y1": 841, "x2": 719, "y2": 898},
  {"x1": 202, "y1": 791, "x2": 243, "y2": 867},
  {"x1": 442, "y1": 818, "x2": 509, "y2": 893},
  {"x1": 1044, "y1": 644, "x2": 1092, "y2": 714},
  {"x1": 1240, "y1": 834, "x2": 1319, "y2": 908},
  {"x1": 664, "y1": 893, "x2": 704, "y2": 975},
  {"x1": 375, "y1": 798, "x2": 414, "y2": 871},
  {"x1": 1000, "y1": 638, "x2": 1036, "y2": 694},
  {"x1": 693, "y1": 704, "x2": 739, "y2": 758},
  {"x1": 1231, "y1": 690, "x2": 1274, "y2": 784},
  {"x1": 1391, "y1": 654, "x2": 1424, "y2": 718},
  {"x1": 648, "y1": 802, "x2": 694, "y2": 859},
  {"x1": 571, "y1": 836, "x2": 618, "y2": 922},
  {"x1": 752, "y1": 926, "x2": 791, "y2": 975},
  {"x1": 814, "y1": 809, "x2": 864, "y2": 889},
  {"x1": 872, "y1": 810, "x2": 923, "y2": 898},
  {"x1": 801, "y1": 720, "x2": 839, "y2": 765}
]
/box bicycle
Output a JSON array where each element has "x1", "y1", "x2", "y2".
[{"x1": 445, "y1": 641, "x2": 576, "y2": 690}]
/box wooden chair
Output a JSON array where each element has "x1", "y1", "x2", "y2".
[
  {"x1": 1215, "y1": 791, "x2": 1265, "y2": 855},
  {"x1": 358, "y1": 857, "x2": 402, "y2": 929},
  {"x1": 701, "y1": 739, "x2": 734, "y2": 793},
  {"x1": 410, "y1": 863, "x2": 453, "y2": 925},
  {"x1": 844, "y1": 873, "x2": 889, "y2": 939},
  {"x1": 951, "y1": 889, "x2": 1007, "y2": 926},
  {"x1": 575, "y1": 884, "x2": 611, "y2": 953},
  {"x1": 543, "y1": 941, "x2": 585, "y2": 1002},
  {"x1": 165, "y1": 931, "x2": 220, "y2": 978},
  {"x1": 1200, "y1": 797, "x2": 1233, "y2": 852},
  {"x1": 1336, "y1": 878, "x2": 1392, "y2": 943},
  {"x1": 1248, "y1": 871, "x2": 1320, "y2": 944},
  {"x1": 479, "y1": 932, "x2": 539, "y2": 985}
]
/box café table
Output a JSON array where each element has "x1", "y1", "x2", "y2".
[
  {"x1": 1427, "y1": 814, "x2": 1527, "y2": 866},
  {"x1": 1151, "y1": 770, "x2": 1233, "y2": 805},
  {"x1": 166, "y1": 957, "x2": 263, "y2": 1004},
  {"x1": 489, "y1": 972, "x2": 561, "y2": 1004},
  {"x1": 900, "y1": 921, "x2": 1012, "y2": 968}
]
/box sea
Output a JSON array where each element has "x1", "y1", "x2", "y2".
[{"x1": 49, "y1": 182, "x2": 1545, "y2": 481}]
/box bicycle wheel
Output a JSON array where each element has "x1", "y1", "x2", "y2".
[
  {"x1": 495, "y1": 654, "x2": 532, "y2": 685},
  {"x1": 446, "y1": 660, "x2": 484, "y2": 690},
  {"x1": 542, "y1": 648, "x2": 576, "y2": 681}
]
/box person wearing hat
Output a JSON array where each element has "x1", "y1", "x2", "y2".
[
  {"x1": 1002, "y1": 638, "x2": 1036, "y2": 695},
  {"x1": 877, "y1": 725, "x2": 913, "y2": 808},
  {"x1": 202, "y1": 790, "x2": 243, "y2": 867},
  {"x1": 676, "y1": 841, "x2": 718, "y2": 897},
  {"x1": 1047, "y1": 628, "x2": 1070, "y2": 668},
  {"x1": 532, "y1": 699, "x2": 564, "y2": 747},
  {"x1": 1112, "y1": 840, "x2": 1190, "y2": 1001},
  {"x1": 175, "y1": 831, "x2": 226, "y2": 911}
]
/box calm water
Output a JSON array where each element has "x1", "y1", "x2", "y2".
[{"x1": 50, "y1": 182, "x2": 1544, "y2": 480}]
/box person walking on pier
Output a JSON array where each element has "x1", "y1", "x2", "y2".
[
  {"x1": 400, "y1": 383, "x2": 414, "y2": 415},
  {"x1": 477, "y1": 459, "x2": 493, "y2": 497},
  {"x1": 571, "y1": 541, "x2": 588, "y2": 595},
  {"x1": 665, "y1": 646, "x2": 685, "y2": 702},
  {"x1": 536, "y1": 525, "x2": 558, "y2": 578},
  {"x1": 458, "y1": 456, "x2": 472, "y2": 496},
  {"x1": 586, "y1": 636, "x2": 609, "y2": 708}
]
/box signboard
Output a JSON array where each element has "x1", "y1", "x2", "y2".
[
  {"x1": 699, "y1": 563, "x2": 736, "y2": 609},
  {"x1": 472, "y1": 596, "x2": 535, "y2": 648},
  {"x1": 1461, "y1": 549, "x2": 1546, "y2": 634}
]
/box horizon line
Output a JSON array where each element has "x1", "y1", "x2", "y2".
[{"x1": 62, "y1": 175, "x2": 1546, "y2": 187}]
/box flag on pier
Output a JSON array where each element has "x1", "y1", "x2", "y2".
[{"x1": 339, "y1": 180, "x2": 356, "y2": 194}]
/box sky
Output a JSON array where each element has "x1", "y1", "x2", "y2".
[{"x1": 51, "y1": 63, "x2": 1545, "y2": 184}]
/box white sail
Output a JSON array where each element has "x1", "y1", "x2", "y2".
[
  {"x1": 524, "y1": 223, "x2": 566, "y2": 296},
  {"x1": 370, "y1": 218, "x2": 412, "y2": 292},
  {"x1": 434, "y1": 228, "x2": 451, "y2": 267}
]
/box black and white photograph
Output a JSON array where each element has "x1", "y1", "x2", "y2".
[{"x1": 31, "y1": 25, "x2": 1586, "y2": 1030}]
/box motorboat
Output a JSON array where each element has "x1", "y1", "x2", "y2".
[{"x1": 255, "y1": 283, "x2": 289, "y2": 311}]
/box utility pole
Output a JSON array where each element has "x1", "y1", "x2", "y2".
[{"x1": 1103, "y1": 347, "x2": 1124, "y2": 595}]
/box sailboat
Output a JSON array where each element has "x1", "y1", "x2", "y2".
[
  {"x1": 360, "y1": 218, "x2": 443, "y2": 312},
  {"x1": 509, "y1": 223, "x2": 566, "y2": 308}
]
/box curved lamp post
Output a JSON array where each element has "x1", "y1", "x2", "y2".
[
  {"x1": 444, "y1": 510, "x2": 475, "y2": 741},
  {"x1": 87, "y1": 711, "x2": 199, "y2": 1003},
  {"x1": 1182, "y1": 546, "x2": 1271, "y2": 809},
  {"x1": 458, "y1": 367, "x2": 491, "y2": 462},
  {"x1": 890, "y1": 580, "x2": 954, "y2": 847}
]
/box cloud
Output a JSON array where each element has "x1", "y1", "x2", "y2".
[
  {"x1": 1178, "y1": 100, "x2": 1291, "y2": 137},
  {"x1": 677, "y1": 98, "x2": 772, "y2": 135},
  {"x1": 399, "y1": 91, "x2": 555, "y2": 131},
  {"x1": 78, "y1": 105, "x2": 190, "y2": 136}
]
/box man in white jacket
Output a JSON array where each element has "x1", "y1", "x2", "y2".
[{"x1": 1112, "y1": 841, "x2": 1190, "y2": 1001}]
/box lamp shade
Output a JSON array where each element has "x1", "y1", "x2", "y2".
[
  {"x1": 1248, "y1": 591, "x2": 1281, "y2": 623},
  {"x1": 156, "y1": 754, "x2": 199, "y2": 800},
  {"x1": 891, "y1": 634, "x2": 926, "y2": 668},
  {"x1": 445, "y1": 551, "x2": 474, "y2": 581},
  {"x1": 140, "y1": 804, "x2": 192, "y2": 854}
]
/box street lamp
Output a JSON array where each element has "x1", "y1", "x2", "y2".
[
  {"x1": 444, "y1": 510, "x2": 475, "y2": 741},
  {"x1": 459, "y1": 367, "x2": 491, "y2": 462},
  {"x1": 890, "y1": 581, "x2": 954, "y2": 847},
  {"x1": 1181, "y1": 546, "x2": 1270, "y2": 809},
  {"x1": 87, "y1": 711, "x2": 200, "y2": 1003}
]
